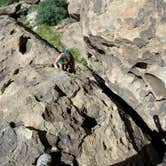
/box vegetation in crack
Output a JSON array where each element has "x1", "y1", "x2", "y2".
[{"x1": 33, "y1": 24, "x2": 64, "y2": 51}]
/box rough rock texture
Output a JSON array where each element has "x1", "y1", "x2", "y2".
[
  {"x1": 60, "y1": 22, "x2": 87, "y2": 58},
  {"x1": 80, "y1": 0, "x2": 166, "y2": 131},
  {"x1": 0, "y1": 15, "x2": 163, "y2": 166},
  {"x1": 67, "y1": 0, "x2": 82, "y2": 20},
  {"x1": 0, "y1": 3, "x2": 21, "y2": 16}
]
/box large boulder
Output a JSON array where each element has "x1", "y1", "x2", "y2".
[
  {"x1": 80, "y1": 0, "x2": 166, "y2": 131},
  {"x1": 0, "y1": 16, "x2": 161, "y2": 165}
]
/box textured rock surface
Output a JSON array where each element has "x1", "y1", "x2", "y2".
[
  {"x1": 80, "y1": 0, "x2": 166, "y2": 131},
  {"x1": 60, "y1": 22, "x2": 87, "y2": 58},
  {"x1": 67, "y1": 0, "x2": 82, "y2": 20},
  {"x1": 0, "y1": 3, "x2": 21, "y2": 15},
  {"x1": 0, "y1": 15, "x2": 163, "y2": 166}
]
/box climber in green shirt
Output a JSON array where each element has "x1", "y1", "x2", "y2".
[{"x1": 54, "y1": 49, "x2": 76, "y2": 73}]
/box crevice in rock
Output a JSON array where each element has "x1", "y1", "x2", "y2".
[
  {"x1": 13, "y1": 68, "x2": 19, "y2": 75},
  {"x1": 9, "y1": 122, "x2": 16, "y2": 128},
  {"x1": 49, "y1": 151, "x2": 79, "y2": 166},
  {"x1": 133, "y1": 62, "x2": 148, "y2": 69},
  {"x1": 42, "y1": 106, "x2": 55, "y2": 122},
  {"x1": 19, "y1": 35, "x2": 30, "y2": 54},
  {"x1": 118, "y1": 110, "x2": 140, "y2": 152},
  {"x1": 50, "y1": 152, "x2": 70, "y2": 166},
  {"x1": 80, "y1": 109, "x2": 97, "y2": 134},
  {"x1": 9, "y1": 121, "x2": 23, "y2": 128},
  {"x1": 69, "y1": 14, "x2": 80, "y2": 21},
  {"x1": 10, "y1": 29, "x2": 16, "y2": 35},
  {"x1": 9, "y1": 4, "x2": 21, "y2": 19},
  {"x1": 84, "y1": 36, "x2": 105, "y2": 55},
  {"x1": 81, "y1": 115, "x2": 97, "y2": 133},
  {"x1": 54, "y1": 85, "x2": 66, "y2": 97},
  {"x1": 26, "y1": 126, "x2": 52, "y2": 151},
  {"x1": 1, "y1": 79, "x2": 14, "y2": 94},
  {"x1": 90, "y1": 70, "x2": 166, "y2": 163}
]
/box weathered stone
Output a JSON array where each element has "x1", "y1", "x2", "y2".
[
  {"x1": 80, "y1": 0, "x2": 166, "y2": 131},
  {"x1": 67, "y1": 0, "x2": 82, "y2": 20},
  {"x1": 60, "y1": 22, "x2": 87, "y2": 61}
]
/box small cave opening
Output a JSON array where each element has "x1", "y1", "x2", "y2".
[
  {"x1": 10, "y1": 29, "x2": 16, "y2": 35},
  {"x1": 81, "y1": 115, "x2": 97, "y2": 133},
  {"x1": 19, "y1": 35, "x2": 31, "y2": 54},
  {"x1": 13, "y1": 68, "x2": 19, "y2": 75},
  {"x1": 9, "y1": 122, "x2": 16, "y2": 128},
  {"x1": 133, "y1": 62, "x2": 148, "y2": 69}
]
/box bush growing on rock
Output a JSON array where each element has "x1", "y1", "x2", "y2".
[
  {"x1": 0, "y1": 0, "x2": 19, "y2": 6},
  {"x1": 37, "y1": 0, "x2": 68, "y2": 25}
]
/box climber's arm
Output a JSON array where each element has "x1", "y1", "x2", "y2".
[{"x1": 54, "y1": 54, "x2": 63, "y2": 68}]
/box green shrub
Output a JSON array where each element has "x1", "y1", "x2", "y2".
[
  {"x1": 0, "y1": 0, "x2": 19, "y2": 7},
  {"x1": 36, "y1": 0, "x2": 68, "y2": 25}
]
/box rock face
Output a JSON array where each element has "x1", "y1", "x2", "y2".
[
  {"x1": 60, "y1": 22, "x2": 87, "y2": 58},
  {"x1": 67, "y1": 0, "x2": 82, "y2": 20},
  {"x1": 80, "y1": 0, "x2": 166, "y2": 131},
  {"x1": 0, "y1": 15, "x2": 164, "y2": 166}
]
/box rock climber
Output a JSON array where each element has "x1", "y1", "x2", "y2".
[{"x1": 54, "y1": 49, "x2": 75, "y2": 73}]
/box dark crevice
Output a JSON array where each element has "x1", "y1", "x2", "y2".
[
  {"x1": 81, "y1": 110, "x2": 97, "y2": 134},
  {"x1": 13, "y1": 68, "x2": 19, "y2": 75},
  {"x1": 26, "y1": 126, "x2": 52, "y2": 151},
  {"x1": 10, "y1": 29, "x2": 16, "y2": 35},
  {"x1": 54, "y1": 85, "x2": 66, "y2": 97},
  {"x1": 34, "y1": 95, "x2": 41, "y2": 102},
  {"x1": 1, "y1": 79, "x2": 14, "y2": 94},
  {"x1": 49, "y1": 151, "x2": 79, "y2": 166},
  {"x1": 9, "y1": 122, "x2": 16, "y2": 128},
  {"x1": 70, "y1": 14, "x2": 80, "y2": 21},
  {"x1": 19, "y1": 35, "x2": 30, "y2": 54},
  {"x1": 118, "y1": 110, "x2": 140, "y2": 152},
  {"x1": 128, "y1": 71, "x2": 142, "y2": 80},
  {"x1": 90, "y1": 70, "x2": 166, "y2": 163},
  {"x1": 133, "y1": 62, "x2": 148, "y2": 69},
  {"x1": 9, "y1": 121, "x2": 23, "y2": 128},
  {"x1": 84, "y1": 36, "x2": 105, "y2": 55},
  {"x1": 50, "y1": 152, "x2": 69, "y2": 166},
  {"x1": 42, "y1": 106, "x2": 55, "y2": 122},
  {"x1": 9, "y1": 4, "x2": 21, "y2": 19}
]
